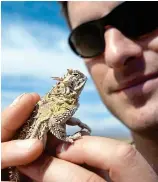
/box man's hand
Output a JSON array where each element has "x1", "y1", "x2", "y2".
[
  {"x1": 2, "y1": 93, "x2": 158, "y2": 182},
  {"x1": 1, "y1": 93, "x2": 44, "y2": 170},
  {"x1": 18, "y1": 135, "x2": 158, "y2": 181}
]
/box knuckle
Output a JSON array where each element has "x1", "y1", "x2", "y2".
[
  {"x1": 86, "y1": 172, "x2": 105, "y2": 182},
  {"x1": 116, "y1": 143, "x2": 137, "y2": 164}
]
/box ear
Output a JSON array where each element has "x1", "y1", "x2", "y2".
[{"x1": 67, "y1": 69, "x2": 73, "y2": 74}]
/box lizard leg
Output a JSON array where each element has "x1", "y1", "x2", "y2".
[
  {"x1": 66, "y1": 117, "x2": 91, "y2": 133},
  {"x1": 48, "y1": 117, "x2": 83, "y2": 143}
]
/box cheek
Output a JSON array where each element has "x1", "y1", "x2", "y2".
[
  {"x1": 139, "y1": 29, "x2": 158, "y2": 52},
  {"x1": 148, "y1": 35, "x2": 158, "y2": 52},
  {"x1": 85, "y1": 57, "x2": 108, "y2": 94}
]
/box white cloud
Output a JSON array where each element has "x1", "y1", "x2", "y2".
[{"x1": 2, "y1": 19, "x2": 89, "y2": 78}]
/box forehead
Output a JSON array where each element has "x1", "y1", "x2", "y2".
[{"x1": 68, "y1": 1, "x2": 122, "y2": 29}]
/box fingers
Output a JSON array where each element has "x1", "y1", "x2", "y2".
[
  {"x1": 1, "y1": 93, "x2": 40, "y2": 142},
  {"x1": 18, "y1": 154, "x2": 107, "y2": 182},
  {"x1": 1, "y1": 139, "x2": 44, "y2": 169},
  {"x1": 45, "y1": 131, "x2": 90, "y2": 156},
  {"x1": 56, "y1": 136, "x2": 158, "y2": 182}
]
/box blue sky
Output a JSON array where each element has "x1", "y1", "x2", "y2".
[{"x1": 1, "y1": 1, "x2": 131, "y2": 139}]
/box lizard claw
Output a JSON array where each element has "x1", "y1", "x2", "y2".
[
  {"x1": 81, "y1": 125, "x2": 91, "y2": 134},
  {"x1": 66, "y1": 137, "x2": 74, "y2": 143},
  {"x1": 66, "y1": 132, "x2": 82, "y2": 143}
]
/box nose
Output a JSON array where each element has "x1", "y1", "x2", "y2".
[{"x1": 104, "y1": 28, "x2": 143, "y2": 68}]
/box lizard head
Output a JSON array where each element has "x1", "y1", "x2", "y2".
[
  {"x1": 51, "y1": 69, "x2": 87, "y2": 100},
  {"x1": 63, "y1": 69, "x2": 87, "y2": 97}
]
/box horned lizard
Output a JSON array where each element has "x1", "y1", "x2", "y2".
[{"x1": 9, "y1": 69, "x2": 91, "y2": 182}]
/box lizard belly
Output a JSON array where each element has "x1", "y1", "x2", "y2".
[{"x1": 50, "y1": 123, "x2": 67, "y2": 141}]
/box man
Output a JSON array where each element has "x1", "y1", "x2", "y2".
[{"x1": 1, "y1": 1, "x2": 158, "y2": 181}]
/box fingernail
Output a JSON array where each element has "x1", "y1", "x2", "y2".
[
  {"x1": 15, "y1": 139, "x2": 38, "y2": 150},
  {"x1": 10, "y1": 93, "x2": 26, "y2": 106},
  {"x1": 56, "y1": 143, "x2": 71, "y2": 154}
]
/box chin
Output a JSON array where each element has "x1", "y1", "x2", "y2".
[{"x1": 103, "y1": 89, "x2": 158, "y2": 133}]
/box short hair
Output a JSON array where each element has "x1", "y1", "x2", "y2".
[{"x1": 59, "y1": 1, "x2": 72, "y2": 29}]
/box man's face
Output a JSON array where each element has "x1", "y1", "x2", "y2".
[{"x1": 68, "y1": 1, "x2": 158, "y2": 132}]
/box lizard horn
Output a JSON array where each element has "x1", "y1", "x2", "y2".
[
  {"x1": 51, "y1": 77, "x2": 63, "y2": 81},
  {"x1": 67, "y1": 69, "x2": 73, "y2": 74}
]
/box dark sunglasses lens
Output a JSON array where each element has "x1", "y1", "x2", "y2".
[
  {"x1": 134, "y1": 3, "x2": 158, "y2": 37},
  {"x1": 116, "y1": 2, "x2": 158, "y2": 38},
  {"x1": 70, "y1": 24, "x2": 104, "y2": 58}
]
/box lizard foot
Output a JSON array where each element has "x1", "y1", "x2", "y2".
[{"x1": 66, "y1": 132, "x2": 82, "y2": 143}]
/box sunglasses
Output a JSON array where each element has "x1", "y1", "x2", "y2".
[{"x1": 68, "y1": 1, "x2": 158, "y2": 58}]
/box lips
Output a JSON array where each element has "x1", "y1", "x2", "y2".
[{"x1": 115, "y1": 72, "x2": 158, "y2": 92}]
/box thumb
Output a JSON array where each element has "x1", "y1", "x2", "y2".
[{"x1": 2, "y1": 139, "x2": 44, "y2": 169}]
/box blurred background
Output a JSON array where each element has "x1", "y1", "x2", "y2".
[{"x1": 1, "y1": 1, "x2": 131, "y2": 140}]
